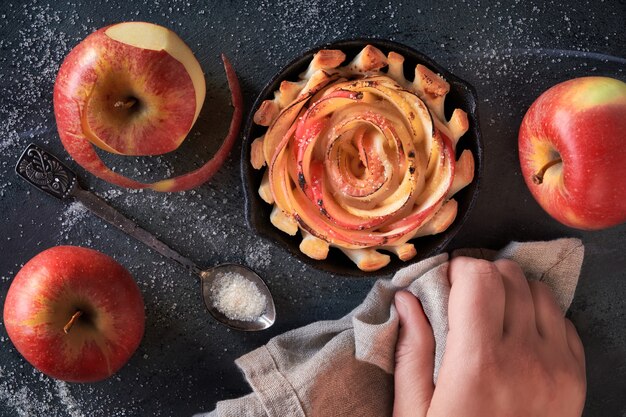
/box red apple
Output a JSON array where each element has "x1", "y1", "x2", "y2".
[
  {"x1": 55, "y1": 21, "x2": 206, "y2": 156},
  {"x1": 518, "y1": 76, "x2": 626, "y2": 230},
  {"x1": 53, "y1": 22, "x2": 242, "y2": 192},
  {"x1": 3, "y1": 246, "x2": 145, "y2": 382}
]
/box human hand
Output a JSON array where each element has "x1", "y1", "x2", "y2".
[{"x1": 393, "y1": 257, "x2": 586, "y2": 417}]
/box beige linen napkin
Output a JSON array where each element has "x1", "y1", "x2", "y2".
[{"x1": 197, "y1": 238, "x2": 584, "y2": 417}]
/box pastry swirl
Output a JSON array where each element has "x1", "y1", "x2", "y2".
[{"x1": 251, "y1": 45, "x2": 474, "y2": 271}]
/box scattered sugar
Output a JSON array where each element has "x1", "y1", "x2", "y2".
[
  {"x1": 0, "y1": 367, "x2": 55, "y2": 416},
  {"x1": 59, "y1": 201, "x2": 88, "y2": 233},
  {"x1": 211, "y1": 272, "x2": 267, "y2": 321},
  {"x1": 54, "y1": 381, "x2": 85, "y2": 417},
  {"x1": 98, "y1": 189, "x2": 124, "y2": 200},
  {"x1": 245, "y1": 239, "x2": 272, "y2": 270},
  {"x1": 0, "y1": 4, "x2": 82, "y2": 160}
]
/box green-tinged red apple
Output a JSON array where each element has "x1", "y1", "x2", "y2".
[
  {"x1": 53, "y1": 22, "x2": 242, "y2": 192},
  {"x1": 3, "y1": 246, "x2": 145, "y2": 382},
  {"x1": 518, "y1": 76, "x2": 626, "y2": 230}
]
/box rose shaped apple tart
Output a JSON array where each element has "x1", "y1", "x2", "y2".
[{"x1": 250, "y1": 45, "x2": 475, "y2": 271}]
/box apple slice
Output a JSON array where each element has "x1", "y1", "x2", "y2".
[{"x1": 54, "y1": 23, "x2": 241, "y2": 192}]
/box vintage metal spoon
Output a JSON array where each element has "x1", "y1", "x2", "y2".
[{"x1": 15, "y1": 144, "x2": 276, "y2": 331}]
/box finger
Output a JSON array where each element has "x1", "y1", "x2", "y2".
[
  {"x1": 494, "y1": 259, "x2": 536, "y2": 336},
  {"x1": 448, "y1": 257, "x2": 505, "y2": 343},
  {"x1": 528, "y1": 280, "x2": 566, "y2": 339},
  {"x1": 565, "y1": 319, "x2": 586, "y2": 371},
  {"x1": 393, "y1": 291, "x2": 435, "y2": 417}
]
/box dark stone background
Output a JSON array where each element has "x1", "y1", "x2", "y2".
[{"x1": 0, "y1": 0, "x2": 624, "y2": 416}]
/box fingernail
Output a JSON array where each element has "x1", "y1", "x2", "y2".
[{"x1": 395, "y1": 291, "x2": 407, "y2": 314}]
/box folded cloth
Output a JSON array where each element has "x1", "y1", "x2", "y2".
[{"x1": 197, "y1": 238, "x2": 584, "y2": 417}]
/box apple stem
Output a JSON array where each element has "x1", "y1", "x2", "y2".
[
  {"x1": 113, "y1": 99, "x2": 137, "y2": 109},
  {"x1": 532, "y1": 158, "x2": 562, "y2": 185},
  {"x1": 63, "y1": 310, "x2": 83, "y2": 334}
]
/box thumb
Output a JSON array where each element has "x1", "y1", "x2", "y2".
[{"x1": 392, "y1": 291, "x2": 435, "y2": 417}]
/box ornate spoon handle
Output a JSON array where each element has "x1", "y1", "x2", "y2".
[
  {"x1": 16, "y1": 143, "x2": 203, "y2": 277},
  {"x1": 15, "y1": 143, "x2": 78, "y2": 199}
]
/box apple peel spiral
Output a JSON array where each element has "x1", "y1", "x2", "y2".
[
  {"x1": 54, "y1": 22, "x2": 242, "y2": 192},
  {"x1": 251, "y1": 45, "x2": 474, "y2": 271}
]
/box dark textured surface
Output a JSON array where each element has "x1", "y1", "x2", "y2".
[{"x1": 0, "y1": 1, "x2": 624, "y2": 416}]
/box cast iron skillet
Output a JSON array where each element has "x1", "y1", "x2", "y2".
[{"x1": 241, "y1": 39, "x2": 483, "y2": 278}]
